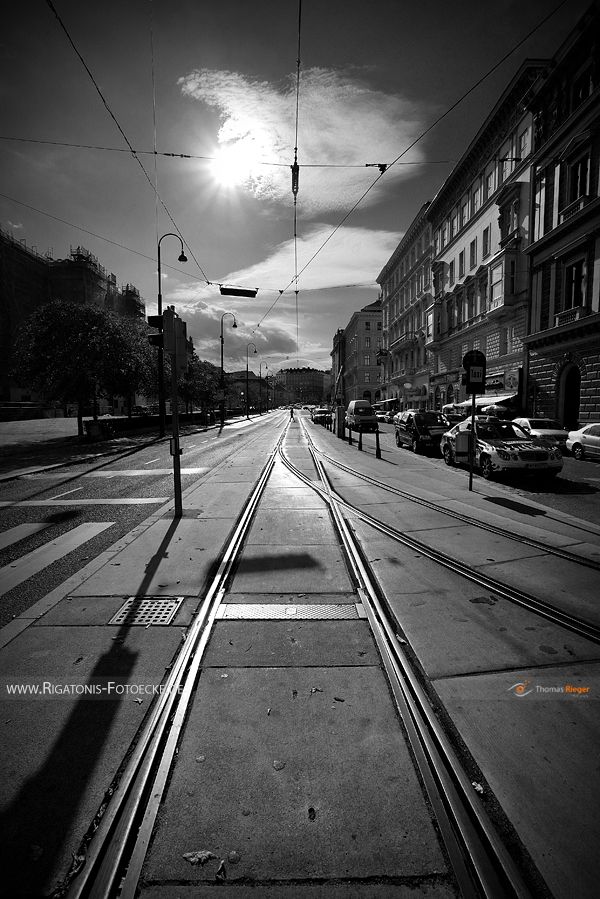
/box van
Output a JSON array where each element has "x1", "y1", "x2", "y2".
[
  {"x1": 394, "y1": 410, "x2": 449, "y2": 454},
  {"x1": 345, "y1": 400, "x2": 378, "y2": 433}
]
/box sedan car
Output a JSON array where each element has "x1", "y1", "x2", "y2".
[
  {"x1": 566, "y1": 423, "x2": 600, "y2": 460},
  {"x1": 512, "y1": 417, "x2": 569, "y2": 450},
  {"x1": 394, "y1": 410, "x2": 449, "y2": 454},
  {"x1": 441, "y1": 419, "x2": 563, "y2": 479},
  {"x1": 311, "y1": 407, "x2": 332, "y2": 425}
]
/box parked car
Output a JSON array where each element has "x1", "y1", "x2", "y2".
[
  {"x1": 566, "y1": 423, "x2": 600, "y2": 460},
  {"x1": 440, "y1": 419, "x2": 563, "y2": 479},
  {"x1": 345, "y1": 400, "x2": 378, "y2": 432},
  {"x1": 512, "y1": 417, "x2": 569, "y2": 450},
  {"x1": 311, "y1": 407, "x2": 332, "y2": 424},
  {"x1": 393, "y1": 410, "x2": 449, "y2": 454}
]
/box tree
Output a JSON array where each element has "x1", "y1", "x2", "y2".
[
  {"x1": 12, "y1": 300, "x2": 146, "y2": 437},
  {"x1": 103, "y1": 315, "x2": 156, "y2": 416},
  {"x1": 179, "y1": 354, "x2": 220, "y2": 420}
]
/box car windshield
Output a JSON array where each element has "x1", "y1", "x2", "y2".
[
  {"x1": 529, "y1": 419, "x2": 562, "y2": 429},
  {"x1": 356, "y1": 407, "x2": 375, "y2": 415},
  {"x1": 415, "y1": 412, "x2": 447, "y2": 426},
  {"x1": 476, "y1": 421, "x2": 525, "y2": 440}
]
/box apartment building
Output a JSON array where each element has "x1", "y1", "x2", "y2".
[
  {"x1": 335, "y1": 299, "x2": 382, "y2": 406},
  {"x1": 524, "y1": 1, "x2": 600, "y2": 426},
  {"x1": 426, "y1": 59, "x2": 547, "y2": 414},
  {"x1": 377, "y1": 203, "x2": 433, "y2": 412}
]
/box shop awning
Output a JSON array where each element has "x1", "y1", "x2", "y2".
[{"x1": 456, "y1": 393, "x2": 517, "y2": 409}]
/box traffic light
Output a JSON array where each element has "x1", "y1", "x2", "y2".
[{"x1": 147, "y1": 314, "x2": 163, "y2": 347}]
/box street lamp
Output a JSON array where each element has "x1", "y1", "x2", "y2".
[
  {"x1": 259, "y1": 361, "x2": 267, "y2": 414},
  {"x1": 264, "y1": 363, "x2": 269, "y2": 413},
  {"x1": 246, "y1": 342, "x2": 257, "y2": 419},
  {"x1": 220, "y1": 312, "x2": 237, "y2": 428},
  {"x1": 157, "y1": 233, "x2": 187, "y2": 437}
]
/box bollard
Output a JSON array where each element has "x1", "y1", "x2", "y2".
[
  {"x1": 375, "y1": 429, "x2": 381, "y2": 459},
  {"x1": 348, "y1": 426, "x2": 353, "y2": 446},
  {"x1": 358, "y1": 430, "x2": 363, "y2": 451}
]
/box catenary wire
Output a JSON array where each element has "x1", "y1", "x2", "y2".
[{"x1": 44, "y1": 0, "x2": 210, "y2": 285}]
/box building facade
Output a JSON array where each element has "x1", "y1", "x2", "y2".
[
  {"x1": 524, "y1": 2, "x2": 600, "y2": 426},
  {"x1": 377, "y1": 203, "x2": 433, "y2": 413},
  {"x1": 425, "y1": 60, "x2": 547, "y2": 415},
  {"x1": 276, "y1": 366, "x2": 328, "y2": 405},
  {"x1": 333, "y1": 299, "x2": 382, "y2": 406},
  {"x1": 0, "y1": 231, "x2": 146, "y2": 405}
]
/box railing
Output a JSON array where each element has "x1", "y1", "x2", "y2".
[{"x1": 554, "y1": 306, "x2": 583, "y2": 327}]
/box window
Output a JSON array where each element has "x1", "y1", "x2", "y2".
[
  {"x1": 509, "y1": 259, "x2": 516, "y2": 296},
  {"x1": 470, "y1": 238, "x2": 477, "y2": 270},
  {"x1": 490, "y1": 262, "x2": 503, "y2": 307},
  {"x1": 441, "y1": 224, "x2": 448, "y2": 248},
  {"x1": 364, "y1": 372, "x2": 371, "y2": 383},
  {"x1": 449, "y1": 259, "x2": 455, "y2": 285},
  {"x1": 365, "y1": 336, "x2": 370, "y2": 348},
  {"x1": 451, "y1": 214, "x2": 458, "y2": 238},
  {"x1": 533, "y1": 170, "x2": 546, "y2": 242},
  {"x1": 564, "y1": 259, "x2": 586, "y2": 310},
  {"x1": 482, "y1": 226, "x2": 490, "y2": 258},
  {"x1": 568, "y1": 155, "x2": 590, "y2": 204},
  {"x1": 377, "y1": 321, "x2": 382, "y2": 330},
  {"x1": 572, "y1": 65, "x2": 593, "y2": 110},
  {"x1": 364, "y1": 355, "x2": 371, "y2": 366},
  {"x1": 365, "y1": 321, "x2": 371, "y2": 330},
  {"x1": 518, "y1": 130, "x2": 529, "y2": 160},
  {"x1": 458, "y1": 250, "x2": 465, "y2": 278},
  {"x1": 461, "y1": 200, "x2": 469, "y2": 226},
  {"x1": 472, "y1": 185, "x2": 480, "y2": 213},
  {"x1": 486, "y1": 171, "x2": 495, "y2": 198}
]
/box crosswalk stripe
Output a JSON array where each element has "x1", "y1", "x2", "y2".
[
  {"x1": 0, "y1": 499, "x2": 168, "y2": 506},
  {"x1": 0, "y1": 523, "x2": 50, "y2": 551},
  {"x1": 0, "y1": 522, "x2": 114, "y2": 596}
]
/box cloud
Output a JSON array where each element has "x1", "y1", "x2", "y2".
[
  {"x1": 170, "y1": 224, "x2": 401, "y2": 369},
  {"x1": 7, "y1": 220, "x2": 23, "y2": 229},
  {"x1": 178, "y1": 67, "x2": 425, "y2": 214}
]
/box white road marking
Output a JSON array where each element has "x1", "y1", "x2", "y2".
[
  {"x1": 0, "y1": 523, "x2": 50, "y2": 551},
  {"x1": 0, "y1": 522, "x2": 114, "y2": 595},
  {"x1": 49, "y1": 486, "x2": 83, "y2": 500},
  {"x1": 0, "y1": 499, "x2": 168, "y2": 506},
  {"x1": 21, "y1": 469, "x2": 208, "y2": 478},
  {"x1": 144, "y1": 458, "x2": 161, "y2": 464}
]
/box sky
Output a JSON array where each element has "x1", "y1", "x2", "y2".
[{"x1": 1, "y1": 0, "x2": 592, "y2": 375}]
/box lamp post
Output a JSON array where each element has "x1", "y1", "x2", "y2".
[
  {"x1": 246, "y1": 342, "x2": 257, "y2": 419},
  {"x1": 259, "y1": 362, "x2": 267, "y2": 414},
  {"x1": 264, "y1": 363, "x2": 269, "y2": 413},
  {"x1": 157, "y1": 233, "x2": 187, "y2": 437},
  {"x1": 220, "y1": 312, "x2": 237, "y2": 428}
]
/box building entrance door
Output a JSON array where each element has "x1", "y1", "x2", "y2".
[{"x1": 558, "y1": 363, "x2": 581, "y2": 429}]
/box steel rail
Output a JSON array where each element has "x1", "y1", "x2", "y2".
[
  {"x1": 280, "y1": 436, "x2": 534, "y2": 898},
  {"x1": 293, "y1": 429, "x2": 600, "y2": 645},
  {"x1": 66, "y1": 424, "x2": 288, "y2": 899},
  {"x1": 312, "y1": 440, "x2": 600, "y2": 572}
]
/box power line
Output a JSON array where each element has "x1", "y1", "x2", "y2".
[{"x1": 44, "y1": 0, "x2": 210, "y2": 284}]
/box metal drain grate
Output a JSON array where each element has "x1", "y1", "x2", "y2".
[
  {"x1": 217, "y1": 603, "x2": 361, "y2": 620},
  {"x1": 109, "y1": 597, "x2": 184, "y2": 626}
]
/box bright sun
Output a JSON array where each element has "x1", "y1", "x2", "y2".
[{"x1": 210, "y1": 143, "x2": 258, "y2": 188}]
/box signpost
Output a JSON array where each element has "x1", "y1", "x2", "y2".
[
  {"x1": 462, "y1": 351, "x2": 486, "y2": 492},
  {"x1": 163, "y1": 306, "x2": 188, "y2": 518}
]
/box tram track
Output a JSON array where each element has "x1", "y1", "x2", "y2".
[{"x1": 60, "y1": 417, "x2": 573, "y2": 897}]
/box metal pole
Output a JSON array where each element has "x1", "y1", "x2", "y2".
[
  {"x1": 220, "y1": 318, "x2": 225, "y2": 429},
  {"x1": 246, "y1": 351, "x2": 249, "y2": 419},
  {"x1": 171, "y1": 355, "x2": 182, "y2": 518},
  {"x1": 157, "y1": 241, "x2": 165, "y2": 438},
  {"x1": 469, "y1": 393, "x2": 476, "y2": 492}
]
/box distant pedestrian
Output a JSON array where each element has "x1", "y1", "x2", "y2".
[{"x1": 290, "y1": 407, "x2": 294, "y2": 419}]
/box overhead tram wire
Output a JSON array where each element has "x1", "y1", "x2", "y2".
[
  {"x1": 253, "y1": 0, "x2": 572, "y2": 329},
  {"x1": 43, "y1": 0, "x2": 210, "y2": 285},
  {"x1": 150, "y1": 0, "x2": 160, "y2": 265},
  {"x1": 292, "y1": 0, "x2": 302, "y2": 368}
]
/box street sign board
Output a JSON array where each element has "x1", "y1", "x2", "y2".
[{"x1": 462, "y1": 350, "x2": 486, "y2": 395}]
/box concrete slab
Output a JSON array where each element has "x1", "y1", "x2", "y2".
[
  {"x1": 247, "y1": 510, "x2": 336, "y2": 545},
  {"x1": 32, "y1": 594, "x2": 199, "y2": 627},
  {"x1": 349, "y1": 532, "x2": 600, "y2": 678},
  {"x1": 259, "y1": 486, "x2": 328, "y2": 510},
  {"x1": 143, "y1": 667, "x2": 447, "y2": 884},
  {"x1": 406, "y1": 523, "x2": 548, "y2": 564},
  {"x1": 0, "y1": 625, "x2": 183, "y2": 896},
  {"x1": 203, "y1": 621, "x2": 378, "y2": 667},
  {"x1": 181, "y1": 481, "x2": 256, "y2": 517},
  {"x1": 230, "y1": 545, "x2": 353, "y2": 593},
  {"x1": 70, "y1": 516, "x2": 236, "y2": 597},
  {"x1": 223, "y1": 592, "x2": 357, "y2": 605},
  {"x1": 139, "y1": 881, "x2": 458, "y2": 899},
  {"x1": 434, "y1": 663, "x2": 600, "y2": 899}
]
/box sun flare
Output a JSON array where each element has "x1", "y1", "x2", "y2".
[{"x1": 210, "y1": 143, "x2": 259, "y2": 188}]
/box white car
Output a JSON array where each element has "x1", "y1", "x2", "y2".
[
  {"x1": 512, "y1": 417, "x2": 569, "y2": 450},
  {"x1": 566, "y1": 423, "x2": 600, "y2": 460},
  {"x1": 441, "y1": 419, "x2": 563, "y2": 479}
]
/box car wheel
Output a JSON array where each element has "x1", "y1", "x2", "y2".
[
  {"x1": 480, "y1": 455, "x2": 493, "y2": 479},
  {"x1": 443, "y1": 445, "x2": 454, "y2": 467},
  {"x1": 411, "y1": 437, "x2": 420, "y2": 454},
  {"x1": 395, "y1": 431, "x2": 401, "y2": 447},
  {"x1": 572, "y1": 443, "x2": 585, "y2": 461}
]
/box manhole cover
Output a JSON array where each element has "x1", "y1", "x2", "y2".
[{"x1": 108, "y1": 597, "x2": 184, "y2": 626}]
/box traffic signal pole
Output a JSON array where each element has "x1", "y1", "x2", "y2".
[{"x1": 170, "y1": 356, "x2": 183, "y2": 518}]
